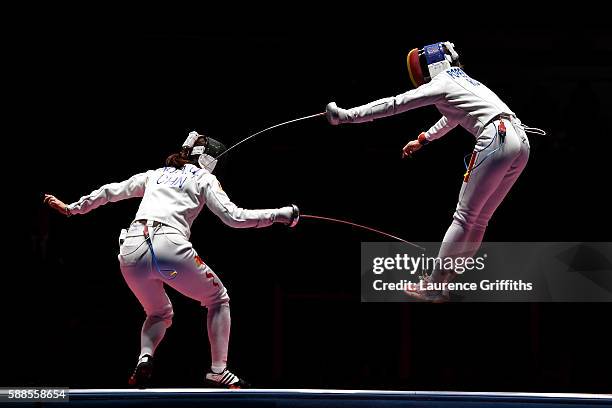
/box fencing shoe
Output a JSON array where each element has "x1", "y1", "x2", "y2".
[
  {"x1": 205, "y1": 368, "x2": 250, "y2": 389},
  {"x1": 128, "y1": 354, "x2": 153, "y2": 388}
]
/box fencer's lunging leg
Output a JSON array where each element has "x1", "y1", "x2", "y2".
[
  {"x1": 150, "y1": 232, "x2": 232, "y2": 373},
  {"x1": 207, "y1": 301, "x2": 231, "y2": 373}
]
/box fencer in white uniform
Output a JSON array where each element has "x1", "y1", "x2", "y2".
[
  {"x1": 326, "y1": 42, "x2": 534, "y2": 302},
  {"x1": 44, "y1": 132, "x2": 299, "y2": 387}
]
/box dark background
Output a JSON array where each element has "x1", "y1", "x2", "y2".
[{"x1": 10, "y1": 10, "x2": 612, "y2": 393}]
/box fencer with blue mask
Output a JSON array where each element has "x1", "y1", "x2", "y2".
[{"x1": 326, "y1": 41, "x2": 544, "y2": 302}]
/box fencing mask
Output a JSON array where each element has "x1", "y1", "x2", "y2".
[
  {"x1": 182, "y1": 131, "x2": 227, "y2": 173},
  {"x1": 407, "y1": 41, "x2": 460, "y2": 87}
]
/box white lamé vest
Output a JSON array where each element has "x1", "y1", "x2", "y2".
[{"x1": 67, "y1": 164, "x2": 281, "y2": 239}]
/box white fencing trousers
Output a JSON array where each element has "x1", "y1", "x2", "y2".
[
  {"x1": 118, "y1": 221, "x2": 230, "y2": 365},
  {"x1": 433, "y1": 117, "x2": 530, "y2": 281}
]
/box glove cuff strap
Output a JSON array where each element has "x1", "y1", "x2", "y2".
[{"x1": 417, "y1": 132, "x2": 429, "y2": 146}]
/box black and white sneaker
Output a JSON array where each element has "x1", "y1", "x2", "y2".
[
  {"x1": 205, "y1": 368, "x2": 250, "y2": 389},
  {"x1": 128, "y1": 354, "x2": 153, "y2": 388}
]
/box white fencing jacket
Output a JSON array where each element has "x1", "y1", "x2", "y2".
[
  {"x1": 67, "y1": 164, "x2": 281, "y2": 239},
  {"x1": 340, "y1": 67, "x2": 515, "y2": 141}
]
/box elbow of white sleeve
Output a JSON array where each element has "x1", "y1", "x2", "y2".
[
  {"x1": 363, "y1": 98, "x2": 397, "y2": 122},
  {"x1": 218, "y1": 208, "x2": 261, "y2": 229},
  {"x1": 219, "y1": 214, "x2": 249, "y2": 228}
]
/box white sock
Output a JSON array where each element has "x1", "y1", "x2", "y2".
[{"x1": 211, "y1": 365, "x2": 226, "y2": 374}]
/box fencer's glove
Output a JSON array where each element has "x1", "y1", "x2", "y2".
[
  {"x1": 401, "y1": 133, "x2": 428, "y2": 159},
  {"x1": 274, "y1": 204, "x2": 300, "y2": 227},
  {"x1": 44, "y1": 194, "x2": 72, "y2": 217},
  {"x1": 326, "y1": 102, "x2": 350, "y2": 125}
]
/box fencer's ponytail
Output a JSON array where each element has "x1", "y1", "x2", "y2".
[
  {"x1": 165, "y1": 136, "x2": 207, "y2": 169},
  {"x1": 165, "y1": 148, "x2": 191, "y2": 169}
]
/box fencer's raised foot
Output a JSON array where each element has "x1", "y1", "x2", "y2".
[
  {"x1": 128, "y1": 354, "x2": 153, "y2": 388},
  {"x1": 205, "y1": 368, "x2": 250, "y2": 389},
  {"x1": 404, "y1": 275, "x2": 450, "y2": 303}
]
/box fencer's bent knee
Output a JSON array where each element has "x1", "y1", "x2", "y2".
[
  {"x1": 205, "y1": 295, "x2": 230, "y2": 310},
  {"x1": 145, "y1": 306, "x2": 174, "y2": 328},
  {"x1": 452, "y1": 209, "x2": 478, "y2": 228}
]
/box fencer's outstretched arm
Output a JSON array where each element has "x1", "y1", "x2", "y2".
[
  {"x1": 67, "y1": 172, "x2": 152, "y2": 215},
  {"x1": 203, "y1": 174, "x2": 298, "y2": 228},
  {"x1": 326, "y1": 79, "x2": 443, "y2": 125},
  {"x1": 44, "y1": 172, "x2": 151, "y2": 216}
]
